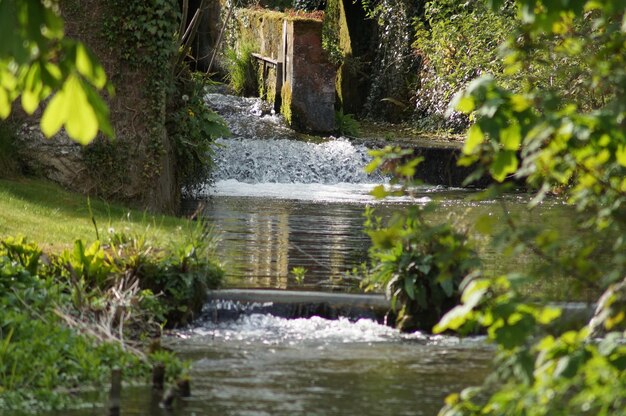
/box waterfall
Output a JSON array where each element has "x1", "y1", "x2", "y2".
[
  {"x1": 212, "y1": 137, "x2": 382, "y2": 184},
  {"x1": 200, "y1": 92, "x2": 387, "y2": 200}
]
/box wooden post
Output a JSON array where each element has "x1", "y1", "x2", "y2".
[
  {"x1": 177, "y1": 378, "x2": 191, "y2": 397},
  {"x1": 152, "y1": 363, "x2": 166, "y2": 391},
  {"x1": 274, "y1": 61, "x2": 283, "y2": 112},
  {"x1": 161, "y1": 385, "x2": 178, "y2": 409},
  {"x1": 109, "y1": 368, "x2": 122, "y2": 416}
]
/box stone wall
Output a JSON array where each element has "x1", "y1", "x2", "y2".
[
  {"x1": 229, "y1": 9, "x2": 336, "y2": 133},
  {"x1": 285, "y1": 19, "x2": 336, "y2": 132}
]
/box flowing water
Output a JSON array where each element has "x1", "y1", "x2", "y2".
[
  {"x1": 185, "y1": 94, "x2": 576, "y2": 292},
  {"x1": 51, "y1": 313, "x2": 492, "y2": 416},
  {"x1": 48, "y1": 93, "x2": 578, "y2": 415}
]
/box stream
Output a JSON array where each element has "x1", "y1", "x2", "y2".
[{"x1": 51, "y1": 93, "x2": 577, "y2": 415}]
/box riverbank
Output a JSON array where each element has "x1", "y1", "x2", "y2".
[
  {"x1": 0, "y1": 177, "x2": 224, "y2": 412},
  {"x1": 0, "y1": 178, "x2": 193, "y2": 251}
]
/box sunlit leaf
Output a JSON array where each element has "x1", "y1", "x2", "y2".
[
  {"x1": 75, "y1": 43, "x2": 107, "y2": 89},
  {"x1": 501, "y1": 123, "x2": 521, "y2": 151},
  {"x1": 616, "y1": 145, "x2": 626, "y2": 167},
  {"x1": 536, "y1": 306, "x2": 561, "y2": 324},
  {"x1": 41, "y1": 90, "x2": 67, "y2": 137},
  {"x1": 456, "y1": 95, "x2": 475, "y2": 114},
  {"x1": 370, "y1": 185, "x2": 389, "y2": 199},
  {"x1": 434, "y1": 303, "x2": 472, "y2": 333},
  {"x1": 489, "y1": 151, "x2": 518, "y2": 182},
  {"x1": 464, "y1": 124, "x2": 484, "y2": 154},
  {"x1": 510, "y1": 94, "x2": 530, "y2": 112},
  {"x1": 0, "y1": 87, "x2": 9, "y2": 119}
]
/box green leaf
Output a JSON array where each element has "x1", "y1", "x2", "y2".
[
  {"x1": 510, "y1": 94, "x2": 531, "y2": 112},
  {"x1": 536, "y1": 306, "x2": 561, "y2": 325},
  {"x1": 404, "y1": 277, "x2": 416, "y2": 300},
  {"x1": 489, "y1": 151, "x2": 518, "y2": 182},
  {"x1": 460, "y1": 279, "x2": 490, "y2": 309},
  {"x1": 370, "y1": 185, "x2": 389, "y2": 199},
  {"x1": 434, "y1": 303, "x2": 472, "y2": 333},
  {"x1": 41, "y1": 90, "x2": 67, "y2": 137},
  {"x1": 0, "y1": 87, "x2": 9, "y2": 119},
  {"x1": 456, "y1": 95, "x2": 475, "y2": 114},
  {"x1": 63, "y1": 75, "x2": 98, "y2": 143},
  {"x1": 41, "y1": 75, "x2": 100, "y2": 144},
  {"x1": 440, "y1": 277, "x2": 454, "y2": 297},
  {"x1": 75, "y1": 43, "x2": 107, "y2": 89},
  {"x1": 501, "y1": 123, "x2": 521, "y2": 151},
  {"x1": 464, "y1": 124, "x2": 484, "y2": 154},
  {"x1": 616, "y1": 145, "x2": 626, "y2": 167}
]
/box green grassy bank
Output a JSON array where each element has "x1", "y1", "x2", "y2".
[
  {"x1": 0, "y1": 178, "x2": 223, "y2": 412},
  {"x1": 0, "y1": 178, "x2": 190, "y2": 251}
]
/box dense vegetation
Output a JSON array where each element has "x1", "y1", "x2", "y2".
[
  {"x1": 365, "y1": 0, "x2": 626, "y2": 414},
  {"x1": 0, "y1": 178, "x2": 224, "y2": 411},
  {"x1": 0, "y1": 229, "x2": 222, "y2": 411}
]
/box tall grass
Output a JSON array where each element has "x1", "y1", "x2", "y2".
[{"x1": 225, "y1": 41, "x2": 258, "y2": 96}]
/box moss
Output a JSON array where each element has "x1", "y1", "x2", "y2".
[
  {"x1": 281, "y1": 81, "x2": 293, "y2": 125},
  {"x1": 240, "y1": 8, "x2": 323, "y2": 23}
]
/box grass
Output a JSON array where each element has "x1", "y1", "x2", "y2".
[{"x1": 0, "y1": 177, "x2": 193, "y2": 252}]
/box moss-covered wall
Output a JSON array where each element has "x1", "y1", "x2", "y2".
[
  {"x1": 27, "y1": 0, "x2": 181, "y2": 213},
  {"x1": 226, "y1": 8, "x2": 336, "y2": 132}
]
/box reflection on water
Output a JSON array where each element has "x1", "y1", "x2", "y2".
[
  {"x1": 185, "y1": 188, "x2": 578, "y2": 295},
  {"x1": 190, "y1": 194, "x2": 373, "y2": 289}
]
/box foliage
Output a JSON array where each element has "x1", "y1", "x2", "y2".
[
  {"x1": 363, "y1": 205, "x2": 479, "y2": 331},
  {"x1": 428, "y1": 0, "x2": 626, "y2": 414},
  {"x1": 321, "y1": 0, "x2": 343, "y2": 65},
  {"x1": 293, "y1": 0, "x2": 326, "y2": 11},
  {"x1": 281, "y1": 81, "x2": 293, "y2": 125},
  {"x1": 0, "y1": 0, "x2": 112, "y2": 144},
  {"x1": 167, "y1": 73, "x2": 231, "y2": 194},
  {"x1": 335, "y1": 109, "x2": 361, "y2": 137},
  {"x1": 362, "y1": 146, "x2": 480, "y2": 331},
  {"x1": 51, "y1": 223, "x2": 224, "y2": 327},
  {"x1": 0, "y1": 223, "x2": 223, "y2": 410},
  {"x1": 412, "y1": 0, "x2": 516, "y2": 132},
  {"x1": 0, "y1": 237, "x2": 149, "y2": 412},
  {"x1": 360, "y1": 0, "x2": 420, "y2": 121},
  {"x1": 291, "y1": 266, "x2": 307, "y2": 285},
  {"x1": 103, "y1": 0, "x2": 179, "y2": 71},
  {"x1": 225, "y1": 41, "x2": 259, "y2": 96}
]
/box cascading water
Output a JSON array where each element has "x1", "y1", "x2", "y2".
[
  {"x1": 198, "y1": 92, "x2": 389, "y2": 202},
  {"x1": 211, "y1": 137, "x2": 382, "y2": 185}
]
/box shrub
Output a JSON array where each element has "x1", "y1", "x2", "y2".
[
  {"x1": 363, "y1": 205, "x2": 479, "y2": 332},
  {"x1": 412, "y1": 0, "x2": 515, "y2": 132},
  {"x1": 335, "y1": 109, "x2": 361, "y2": 137},
  {"x1": 0, "y1": 238, "x2": 149, "y2": 412},
  {"x1": 167, "y1": 73, "x2": 230, "y2": 194},
  {"x1": 362, "y1": 147, "x2": 480, "y2": 332}
]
